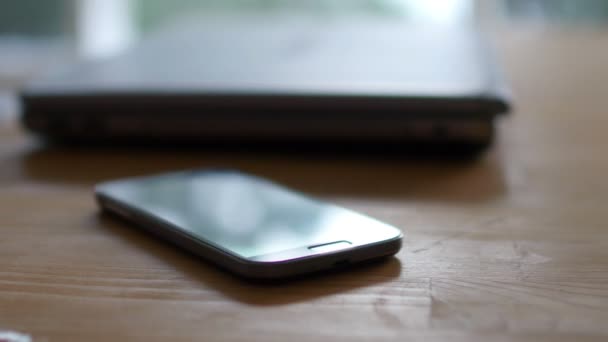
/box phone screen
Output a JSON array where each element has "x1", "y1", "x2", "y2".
[{"x1": 99, "y1": 170, "x2": 399, "y2": 259}]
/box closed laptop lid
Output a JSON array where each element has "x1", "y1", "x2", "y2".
[{"x1": 24, "y1": 16, "x2": 509, "y2": 111}]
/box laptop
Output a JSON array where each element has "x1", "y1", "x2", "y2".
[{"x1": 20, "y1": 17, "x2": 510, "y2": 151}]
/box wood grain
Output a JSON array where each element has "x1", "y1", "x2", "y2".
[{"x1": 2, "y1": 25, "x2": 608, "y2": 342}]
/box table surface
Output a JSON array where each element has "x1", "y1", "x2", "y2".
[{"x1": 2, "y1": 24, "x2": 608, "y2": 342}]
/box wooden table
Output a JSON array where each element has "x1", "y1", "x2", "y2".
[{"x1": 1, "y1": 25, "x2": 608, "y2": 341}]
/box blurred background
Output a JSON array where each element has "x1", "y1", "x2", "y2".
[{"x1": 1, "y1": 0, "x2": 608, "y2": 122}]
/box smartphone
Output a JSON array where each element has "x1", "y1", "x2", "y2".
[{"x1": 95, "y1": 169, "x2": 402, "y2": 279}]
